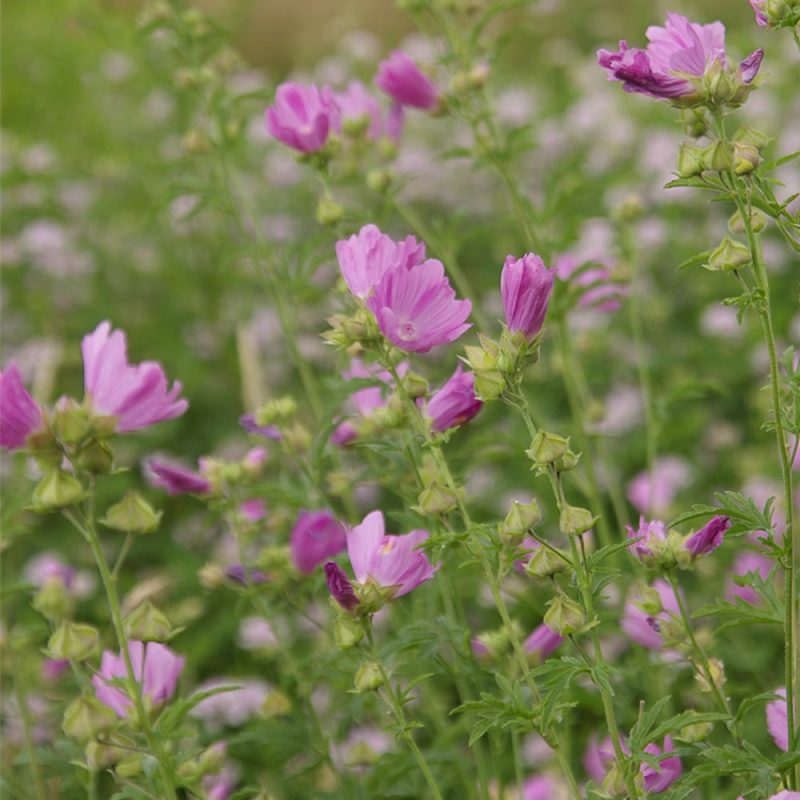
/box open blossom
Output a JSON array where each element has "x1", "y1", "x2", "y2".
[
  {"x1": 290, "y1": 510, "x2": 347, "y2": 574},
  {"x1": 265, "y1": 83, "x2": 340, "y2": 153},
  {"x1": 626, "y1": 516, "x2": 668, "y2": 562},
  {"x1": 82, "y1": 321, "x2": 188, "y2": 432},
  {"x1": 422, "y1": 365, "x2": 483, "y2": 433},
  {"x1": 146, "y1": 457, "x2": 211, "y2": 495},
  {"x1": 725, "y1": 550, "x2": 772, "y2": 604},
  {"x1": 597, "y1": 13, "x2": 763, "y2": 101},
  {"x1": 93, "y1": 641, "x2": 184, "y2": 718},
  {"x1": 335, "y1": 80, "x2": 403, "y2": 141},
  {"x1": 627, "y1": 456, "x2": 691, "y2": 515},
  {"x1": 641, "y1": 736, "x2": 682, "y2": 793},
  {"x1": 336, "y1": 224, "x2": 425, "y2": 299},
  {"x1": 521, "y1": 775, "x2": 554, "y2": 800},
  {"x1": 368, "y1": 259, "x2": 471, "y2": 353},
  {"x1": 767, "y1": 689, "x2": 788, "y2": 751},
  {"x1": 0, "y1": 362, "x2": 43, "y2": 449},
  {"x1": 191, "y1": 678, "x2": 270, "y2": 730},
  {"x1": 523, "y1": 623, "x2": 563, "y2": 663},
  {"x1": 684, "y1": 515, "x2": 730, "y2": 557},
  {"x1": 501, "y1": 253, "x2": 554, "y2": 340},
  {"x1": 375, "y1": 51, "x2": 440, "y2": 111},
  {"x1": 622, "y1": 579, "x2": 680, "y2": 650}
]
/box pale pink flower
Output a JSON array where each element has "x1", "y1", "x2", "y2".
[
  {"x1": 767, "y1": 689, "x2": 788, "y2": 751},
  {"x1": 522, "y1": 774, "x2": 554, "y2": 800},
  {"x1": 523, "y1": 623, "x2": 563, "y2": 662},
  {"x1": 642, "y1": 736, "x2": 681, "y2": 793},
  {"x1": 0, "y1": 362, "x2": 43, "y2": 449},
  {"x1": 627, "y1": 456, "x2": 691, "y2": 515},
  {"x1": 749, "y1": 0, "x2": 768, "y2": 26},
  {"x1": 239, "y1": 498, "x2": 267, "y2": 522},
  {"x1": 626, "y1": 516, "x2": 668, "y2": 562},
  {"x1": 725, "y1": 551, "x2": 773, "y2": 604},
  {"x1": 375, "y1": 51, "x2": 440, "y2": 111},
  {"x1": 622, "y1": 579, "x2": 679, "y2": 650},
  {"x1": 422, "y1": 364, "x2": 482, "y2": 433},
  {"x1": 265, "y1": 83, "x2": 340, "y2": 153},
  {"x1": 82, "y1": 322, "x2": 188, "y2": 432},
  {"x1": 335, "y1": 80, "x2": 403, "y2": 141}
]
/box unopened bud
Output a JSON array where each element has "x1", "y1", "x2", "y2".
[
  {"x1": 733, "y1": 142, "x2": 761, "y2": 175},
  {"x1": 63, "y1": 695, "x2": 117, "y2": 741},
  {"x1": 403, "y1": 372, "x2": 429, "y2": 399},
  {"x1": 732, "y1": 123, "x2": 770, "y2": 149},
  {"x1": 418, "y1": 483, "x2": 457, "y2": 515},
  {"x1": 558, "y1": 504, "x2": 595, "y2": 537},
  {"x1": 31, "y1": 469, "x2": 85, "y2": 511},
  {"x1": 678, "y1": 721, "x2": 713, "y2": 743},
  {"x1": 555, "y1": 450, "x2": 581, "y2": 472},
  {"x1": 124, "y1": 602, "x2": 172, "y2": 642},
  {"x1": 32, "y1": 578, "x2": 73, "y2": 621},
  {"x1": 500, "y1": 500, "x2": 542, "y2": 542},
  {"x1": 543, "y1": 595, "x2": 585, "y2": 635},
  {"x1": 524, "y1": 545, "x2": 569, "y2": 578},
  {"x1": 701, "y1": 141, "x2": 734, "y2": 172},
  {"x1": 696, "y1": 657, "x2": 727, "y2": 693},
  {"x1": 315, "y1": 196, "x2": 344, "y2": 226},
  {"x1": 636, "y1": 584, "x2": 663, "y2": 617},
  {"x1": 86, "y1": 740, "x2": 123, "y2": 770},
  {"x1": 74, "y1": 439, "x2": 114, "y2": 474},
  {"x1": 182, "y1": 129, "x2": 211, "y2": 155},
  {"x1": 283, "y1": 422, "x2": 312, "y2": 453},
  {"x1": 262, "y1": 688, "x2": 292, "y2": 718},
  {"x1": 366, "y1": 168, "x2": 393, "y2": 194},
  {"x1": 728, "y1": 208, "x2": 767, "y2": 234},
  {"x1": 51, "y1": 399, "x2": 92, "y2": 444},
  {"x1": 676, "y1": 143, "x2": 704, "y2": 178},
  {"x1": 256, "y1": 397, "x2": 296, "y2": 426},
  {"x1": 334, "y1": 615, "x2": 364, "y2": 649},
  {"x1": 48, "y1": 621, "x2": 99, "y2": 661},
  {"x1": 101, "y1": 491, "x2": 161, "y2": 534},
  {"x1": 527, "y1": 431, "x2": 569, "y2": 464},
  {"x1": 115, "y1": 755, "x2": 143, "y2": 778},
  {"x1": 354, "y1": 661, "x2": 385, "y2": 693},
  {"x1": 707, "y1": 236, "x2": 751, "y2": 272},
  {"x1": 473, "y1": 370, "x2": 505, "y2": 401}
]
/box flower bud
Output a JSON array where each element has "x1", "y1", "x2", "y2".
[
  {"x1": 73, "y1": 439, "x2": 114, "y2": 474},
  {"x1": 636, "y1": 584, "x2": 664, "y2": 616},
  {"x1": 524, "y1": 545, "x2": 569, "y2": 578},
  {"x1": 732, "y1": 123, "x2": 770, "y2": 149},
  {"x1": 51, "y1": 398, "x2": 93, "y2": 444},
  {"x1": 526, "y1": 430, "x2": 569, "y2": 465},
  {"x1": 262, "y1": 688, "x2": 292, "y2": 718},
  {"x1": 676, "y1": 143, "x2": 704, "y2": 178},
  {"x1": 366, "y1": 168, "x2": 393, "y2": 194},
  {"x1": 700, "y1": 141, "x2": 734, "y2": 172},
  {"x1": 354, "y1": 661, "x2": 385, "y2": 693},
  {"x1": 402, "y1": 372, "x2": 429, "y2": 399},
  {"x1": 707, "y1": 236, "x2": 751, "y2": 272},
  {"x1": 124, "y1": 602, "x2": 172, "y2": 642},
  {"x1": 47, "y1": 621, "x2": 99, "y2": 661},
  {"x1": 256, "y1": 396, "x2": 296, "y2": 426},
  {"x1": 728, "y1": 208, "x2": 767, "y2": 234},
  {"x1": 115, "y1": 755, "x2": 144, "y2": 778},
  {"x1": 677, "y1": 721, "x2": 713, "y2": 743},
  {"x1": 680, "y1": 108, "x2": 708, "y2": 138},
  {"x1": 198, "y1": 742, "x2": 228, "y2": 774},
  {"x1": 555, "y1": 449, "x2": 581, "y2": 472},
  {"x1": 283, "y1": 422, "x2": 312, "y2": 453},
  {"x1": 417, "y1": 483, "x2": 458, "y2": 515},
  {"x1": 500, "y1": 500, "x2": 542, "y2": 542},
  {"x1": 696, "y1": 657, "x2": 726, "y2": 693},
  {"x1": 86, "y1": 740, "x2": 123, "y2": 770},
  {"x1": 101, "y1": 491, "x2": 161, "y2": 534},
  {"x1": 733, "y1": 142, "x2": 761, "y2": 175},
  {"x1": 334, "y1": 615, "x2": 365, "y2": 649},
  {"x1": 63, "y1": 695, "x2": 117, "y2": 741},
  {"x1": 558, "y1": 504, "x2": 595, "y2": 537},
  {"x1": 473, "y1": 370, "x2": 506, "y2": 401},
  {"x1": 543, "y1": 595, "x2": 585, "y2": 635},
  {"x1": 315, "y1": 196, "x2": 345, "y2": 226},
  {"x1": 344, "y1": 740, "x2": 383, "y2": 768},
  {"x1": 31, "y1": 469, "x2": 85, "y2": 511},
  {"x1": 32, "y1": 578, "x2": 74, "y2": 621}
]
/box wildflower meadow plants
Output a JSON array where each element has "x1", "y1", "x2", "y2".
[{"x1": 1, "y1": 0, "x2": 799, "y2": 799}]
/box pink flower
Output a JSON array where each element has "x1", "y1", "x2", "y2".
[
  {"x1": 622, "y1": 579, "x2": 679, "y2": 650},
  {"x1": 239, "y1": 498, "x2": 267, "y2": 522},
  {"x1": 324, "y1": 562, "x2": 360, "y2": 612},
  {"x1": 522, "y1": 775, "x2": 554, "y2": 800},
  {"x1": 93, "y1": 641, "x2": 184, "y2": 718},
  {"x1": 770, "y1": 792, "x2": 800, "y2": 800},
  {"x1": 146, "y1": 458, "x2": 211, "y2": 495},
  {"x1": 684, "y1": 515, "x2": 730, "y2": 557},
  {"x1": 42, "y1": 659, "x2": 70, "y2": 682},
  {"x1": 368, "y1": 260, "x2": 472, "y2": 353},
  {"x1": 641, "y1": 736, "x2": 681, "y2": 793},
  {"x1": 555, "y1": 253, "x2": 627, "y2": 312},
  {"x1": 82, "y1": 322, "x2": 188, "y2": 433},
  {"x1": 25, "y1": 553, "x2": 76, "y2": 589},
  {"x1": 375, "y1": 51, "x2": 440, "y2": 111},
  {"x1": 0, "y1": 362, "x2": 43, "y2": 449},
  {"x1": 290, "y1": 510, "x2": 347, "y2": 574},
  {"x1": 265, "y1": 83, "x2": 340, "y2": 153},
  {"x1": 627, "y1": 456, "x2": 691, "y2": 515},
  {"x1": 344, "y1": 510, "x2": 436, "y2": 599},
  {"x1": 750, "y1": 0, "x2": 768, "y2": 26},
  {"x1": 191, "y1": 678, "x2": 270, "y2": 729},
  {"x1": 523, "y1": 623, "x2": 563, "y2": 663},
  {"x1": 767, "y1": 689, "x2": 788, "y2": 751},
  {"x1": 335, "y1": 81, "x2": 403, "y2": 141},
  {"x1": 725, "y1": 551, "x2": 772, "y2": 604},
  {"x1": 203, "y1": 766, "x2": 238, "y2": 800},
  {"x1": 336, "y1": 224, "x2": 425, "y2": 299},
  {"x1": 584, "y1": 735, "x2": 614, "y2": 782},
  {"x1": 422, "y1": 365, "x2": 483, "y2": 433},
  {"x1": 597, "y1": 14, "x2": 763, "y2": 100},
  {"x1": 239, "y1": 414, "x2": 281, "y2": 440},
  {"x1": 626, "y1": 516, "x2": 668, "y2": 562},
  {"x1": 501, "y1": 253, "x2": 554, "y2": 340}
]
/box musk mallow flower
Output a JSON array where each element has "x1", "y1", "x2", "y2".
[
  {"x1": 501, "y1": 253, "x2": 554, "y2": 340},
  {"x1": 265, "y1": 83, "x2": 340, "y2": 153},
  {"x1": 368, "y1": 259, "x2": 472, "y2": 353},
  {"x1": 335, "y1": 81, "x2": 403, "y2": 141},
  {"x1": 336, "y1": 224, "x2": 425, "y2": 300},
  {"x1": 82, "y1": 321, "x2": 188, "y2": 433},
  {"x1": 93, "y1": 641, "x2": 184, "y2": 718},
  {"x1": 725, "y1": 550, "x2": 772, "y2": 604},
  {"x1": 622, "y1": 579, "x2": 680, "y2": 650},
  {"x1": 523, "y1": 623, "x2": 563, "y2": 664},
  {"x1": 146, "y1": 457, "x2": 211, "y2": 495},
  {"x1": 767, "y1": 689, "x2": 788, "y2": 751},
  {"x1": 0, "y1": 362, "x2": 43, "y2": 449},
  {"x1": 375, "y1": 51, "x2": 440, "y2": 111},
  {"x1": 290, "y1": 509, "x2": 347, "y2": 574},
  {"x1": 641, "y1": 736, "x2": 682, "y2": 793},
  {"x1": 684, "y1": 514, "x2": 730, "y2": 557},
  {"x1": 750, "y1": 0, "x2": 769, "y2": 25},
  {"x1": 626, "y1": 516, "x2": 669, "y2": 563},
  {"x1": 422, "y1": 364, "x2": 483, "y2": 433},
  {"x1": 597, "y1": 13, "x2": 763, "y2": 104}
]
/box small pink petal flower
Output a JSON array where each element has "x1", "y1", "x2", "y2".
[
  {"x1": 767, "y1": 689, "x2": 788, "y2": 751},
  {"x1": 82, "y1": 322, "x2": 188, "y2": 433},
  {"x1": 368, "y1": 260, "x2": 472, "y2": 353},
  {"x1": 290, "y1": 510, "x2": 347, "y2": 574},
  {"x1": 335, "y1": 80, "x2": 402, "y2": 142},
  {"x1": 725, "y1": 550, "x2": 772, "y2": 604},
  {"x1": 622, "y1": 579, "x2": 680, "y2": 650},
  {"x1": 522, "y1": 774, "x2": 554, "y2": 800},
  {"x1": 627, "y1": 456, "x2": 691, "y2": 515},
  {"x1": 626, "y1": 516, "x2": 668, "y2": 562},
  {"x1": 0, "y1": 362, "x2": 43, "y2": 449},
  {"x1": 684, "y1": 515, "x2": 730, "y2": 557},
  {"x1": 422, "y1": 364, "x2": 483, "y2": 433},
  {"x1": 501, "y1": 253, "x2": 554, "y2": 340},
  {"x1": 523, "y1": 623, "x2": 563, "y2": 662},
  {"x1": 93, "y1": 641, "x2": 184, "y2": 718},
  {"x1": 265, "y1": 83, "x2": 340, "y2": 153},
  {"x1": 239, "y1": 498, "x2": 267, "y2": 522},
  {"x1": 146, "y1": 458, "x2": 211, "y2": 495},
  {"x1": 641, "y1": 736, "x2": 682, "y2": 793},
  {"x1": 584, "y1": 735, "x2": 615, "y2": 783},
  {"x1": 375, "y1": 51, "x2": 440, "y2": 111},
  {"x1": 750, "y1": 0, "x2": 768, "y2": 26}
]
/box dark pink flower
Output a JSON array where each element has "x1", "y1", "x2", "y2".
[
  {"x1": 82, "y1": 322, "x2": 188, "y2": 433},
  {"x1": 290, "y1": 509, "x2": 347, "y2": 574},
  {"x1": 265, "y1": 83, "x2": 340, "y2": 153},
  {"x1": 146, "y1": 458, "x2": 211, "y2": 495},
  {"x1": 375, "y1": 51, "x2": 440, "y2": 111},
  {"x1": 239, "y1": 413, "x2": 281, "y2": 440},
  {"x1": 224, "y1": 564, "x2": 269, "y2": 585},
  {"x1": 336, "y1": 224, "x2": 425, "y2": 299},
  {"x1": 584, "y1": 735, "x2": 614, "y2": 782},
  {"x1": 501, "y1": 253, "x2": 554, "y2": 340},
  {"x1": 684, "y1": 515, "x2": 730, "y2": 557},
  {"x1": 750, "y1": 0, "x2": 768, "y2": 26},
  {"x1": 0, "y1": 362, "x2": 43, "y2": 449},
  {"x1": 42, "y1": 659, "x2": 70, "y2": 682},
  {"x1": 622, "y1": 579, "x2": 680, "y2": 650},
  {"x1": 641, "y1": 736, "x2": 682, "y2": 793},
  {"x1": 93, "y1": 641, "x2": 184, "y2": 718},
  {"x1": 555, "y1": 253, "x2": 627, "y2": 312},
  {"x1": 422, "y1": 365, "x2": 483, "y2": 433},
  {"x1": 368, "y1": 260, "x2": 472, "y2": 353},
  {"x1": 324, "y1": 561, "x2": 360, "y2": 612},
  {"x1": 523, "y1": 623, "x2": 563, "y2": 662},
  {"x1": 767, "y1": 689, "x2": 788, "y2": 751}
]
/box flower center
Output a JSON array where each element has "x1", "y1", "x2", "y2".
[{"x1": 398, "y1": 321, "x2": 416, "y2": 341}]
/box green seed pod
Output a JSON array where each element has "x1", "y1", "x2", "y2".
[
  {"x1": 48, "y1": 620, "x2": 99, "y2": 661},
  {"x1": 101, "y1": 491, "x2": 161, "y2": 535}
]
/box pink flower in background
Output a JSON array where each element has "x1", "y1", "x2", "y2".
[
  {"x1": 0, "y1": 362, "x2": 43, "y2": 449},
  {"x1": 641, "y1": 736, "x2": 681, "y2": 793},
  {"x1": 265, "y1": 83, "x2": 340, "y2": 153},
  {"x1": 584, "y1": 735, "x2": 614, "y2": 782},
  {"x1": 626, "y1": 516, "x2": 668, "y2": 562},
  {"x1": 191, "y1": 678, "x2": 270, "y2": 730},
  {"x1": 555, "y1": 253, "x2": 626, "y2": 312},
  {"x1": 93, "y1": 641, "x2": 184, "y2": 718},
  {"x1": 82, "y1": 321, "x2": 188, "y2": 432},
  {"x1": 725, "y1": 551, "x2": 772, "y2": 604},
  {"x1": 290, "y1": 510, "x2": 347, "y2": 574},
  {"x1": 422, "y1": 365, "x2": 483, "y2": 433},
  {"x1": 336, "y1": 224, "x2": 425, "y2": 299},
  {"x1": 343, "y1": 510, "x2": 436, "y2": 599},
  {"x1": 203, "y1": 766, "x2": 238, "y2": 800},
  {"x1": 501, "y1": 253, "x2": 554, "y2": 340},
  {"x1": 523, "y1": 623, "x2": 563, "y2": 662},
  {"x1": 147, "y1": 457, "x2": 211, "y2": 495},
  {"x1": 42, "y1": 659, "x2": 70, "y2": 682},
  {"x1": 597, "y1": 14, "x2": 763, "y2": 100},
  {"x1": 239, "y1": 413, "x2": 281, "y2": 440},
  {"x1": 25, "y1": 553, "x2": 76, "y2": 588},
  {"x1": 767, "y1": 689, "x2": 788, "y2": 751},
  {"x1": 622, "y1": 579, "x2": 679, "y2": 650},
  {"x1": 749, "y1": 0, "x2": 768, "y2": 26},
  {"x1": 239, "y1": 498, "x2": 267, "y2": 522},
  {"x1": 684, "y1": 515, "x2": 730, "y2": 557},
  {"x1": 770, "y1": 792, "x2": 800, "y2": 800},
  {"x1": 335, "y1": 80, "x2": 403, "y2": 141},
  {"x1": 522, "y1": 774, "x2": 554, "y2": 800},
  {"x1": 627, "y1": 456, "x2": 691, "y2": 515},
  {"x1": 368, "y1": 259, "x2": 471, "y2": 353},
  {"x1": 375, "y1": 51, "x2": 440, "y2": 111}
]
